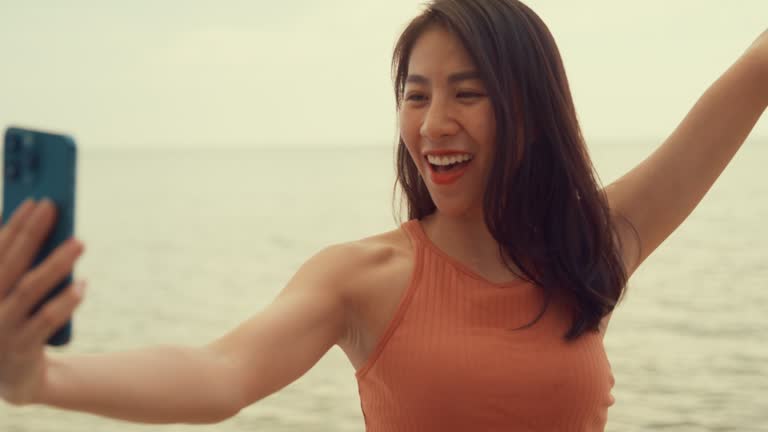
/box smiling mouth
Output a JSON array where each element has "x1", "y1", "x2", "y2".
[{"x1": 426, "y1": 157, "x2": 473, "y2": 173}]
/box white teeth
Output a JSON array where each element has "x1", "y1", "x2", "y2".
[{"x1": 426, "y1": 153, "x2": 473, "y2": 166}]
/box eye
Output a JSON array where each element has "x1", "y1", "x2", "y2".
[
  {"x1": 405, "y1": 93, "x2": 427, "y2": 102},
  {"x1": 457, "y1": 91, "x2": 485, "y2": 99}
]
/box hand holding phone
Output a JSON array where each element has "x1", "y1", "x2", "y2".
[
  {"x1": 0, "y1": 200, "x2": 86, "y2": 406},
  {"x1": 2, "y1": 127, "x2": 78, "y2": 346}
]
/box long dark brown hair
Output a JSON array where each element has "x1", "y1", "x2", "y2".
[{"x1": 390, "y1": 0, "x2": 639, "y2": 340}]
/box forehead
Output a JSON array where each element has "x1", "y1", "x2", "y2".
[{"x1": 407, "y1": 26, "x2": 477, "y2": 79}]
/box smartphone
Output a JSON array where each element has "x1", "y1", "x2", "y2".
[{"x1": 2, "y1": 126, "x2": 77, "y2": 346}]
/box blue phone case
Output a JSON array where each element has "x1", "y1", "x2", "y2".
[{"x1": 2, "y1": 127, "x2": 77, "y2": 346}]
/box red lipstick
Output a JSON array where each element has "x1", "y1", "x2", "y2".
[{"x1": 425, "y1": 151, "x2": 474, "y2": 185}]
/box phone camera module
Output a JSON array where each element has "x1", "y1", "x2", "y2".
[{"x1": 7, "y1": 134, "x2": 23, "y2": 154}]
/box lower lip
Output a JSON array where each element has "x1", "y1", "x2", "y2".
[{"x1": 428, "y1": 159, "x2": 473, "y2": 185}]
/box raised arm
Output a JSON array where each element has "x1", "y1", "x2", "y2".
[
  {"x1": 603, "y1": 31, "x2": 768, "y2": 276},
  {"x1": 0, "y1": 200, "x2": 353, "y2": 425}
]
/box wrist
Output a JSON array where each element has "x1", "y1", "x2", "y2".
[
  {"x1": 29, "y1": 352, "x2": 58, "y2": 407},
  {"x1": 2, "y1": 355, "x2": 52, "y2": 407},
  {"x1": 23, "y1": 353, "x2": 53, "y2": 406}
]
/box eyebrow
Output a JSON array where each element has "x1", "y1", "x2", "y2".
[{"x1": 405, "y1": 70, "x2": 483, "y2": 85}]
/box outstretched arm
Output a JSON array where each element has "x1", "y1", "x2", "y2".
[
  {"x1": 603, "y1": 30, "x2": 768, "y2": 277},
  {"x1": 35, "y1": 244, "x2": 353, "y2": 424}
]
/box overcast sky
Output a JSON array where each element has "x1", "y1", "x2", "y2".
[{"x1": 1, "y1": 1, "x2": 766, "y2": 149}]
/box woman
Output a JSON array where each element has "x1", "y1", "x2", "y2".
[{"x1": 1, "y1": 0, "x2": 765, "y2": 430}]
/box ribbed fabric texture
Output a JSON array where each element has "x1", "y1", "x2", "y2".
[{"x1": 355, "y1": 219, "x2": 615, "y2": 431}]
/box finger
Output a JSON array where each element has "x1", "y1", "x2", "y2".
[
  {"x1": 18, "y1": 280, "x2": 85, "y2": 350},
  {"x1": 0, "y1": 199, "x2": 38, "y2": 299},
  {"x1": 0, "y1": 199, "x2": 58, "y2": 296},
  {"x1": 3, "y1": 238, "x2": 84, "y2": 324},
  {"x1": 0, "y1": 199, "x2": 37, "y2": 259}
]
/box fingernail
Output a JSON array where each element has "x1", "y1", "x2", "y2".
[
  {"x1": 74, "y1": 280, "x2": 87, "y2": 297},
  {"x1": 71, "y1": 237, "x2": 83, "y2": 250}
]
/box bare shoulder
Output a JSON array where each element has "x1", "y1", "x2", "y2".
[
  {"x1": 297, "y1": 224, "x2": 413, "y2": 314},
  {"x1": 326, "y1": 225, "x2": 415, "y2": 308},
  {"x1": 297, "y1": 226, "x2": 409, "y2": 282},
  {"x1": 342, "y1": 226, "x2": 414, "y2": 295}
]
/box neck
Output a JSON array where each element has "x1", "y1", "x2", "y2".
[{"x1": 421, "y1": 210, "x2": 515, "y2": 274}]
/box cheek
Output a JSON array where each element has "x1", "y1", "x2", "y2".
[
  {"x1": 399, "y1": 109, "x2": 422, "y2": 152},
  {"x1": 399, "y1": 109, "x2": 419, "y2": 139},
  {"x1": 471, "y1": 105, "x2": 496, "y2": 148}
]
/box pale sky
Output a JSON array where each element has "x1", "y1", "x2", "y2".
[{"x1": 1, "y1": 0, "x2": 766, "y2": 149}]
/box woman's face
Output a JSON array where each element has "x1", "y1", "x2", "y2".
[{"x1": 399, "y1": 25, "x2": 496, "y2": 218}]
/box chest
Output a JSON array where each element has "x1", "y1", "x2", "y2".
[
  {"x1": 354, "y1": 296, "x2": 616, "y2": 429},
  {"x1": 340, "y1": 245, "x2": 535, "y2": 373},
  {"x1": 383, "y1": 323, "x2": 613, "y2": 400}
]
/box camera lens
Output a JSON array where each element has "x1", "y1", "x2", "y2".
[
  {"x1": 7, "y1": 134, "x2": 22, "y2": 153},
  {"x1": 26, "y1": 153, "x2": 40, "y2": 171},
  {"x1": 4, "y1": 161, "x2": 21, "y2": 181}
]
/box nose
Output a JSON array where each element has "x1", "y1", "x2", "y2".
[{"x1": 420, "y1": 95, "x2": 460, "y2": 142}]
